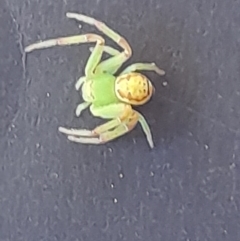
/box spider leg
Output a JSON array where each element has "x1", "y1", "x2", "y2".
[
  {"x1": 137, "y1": 112, "x2": 154, "y2": 148},
  {"x1": 66, "y1": 12, "x2": 132, "y2": 56},
  {"x1": 66, "y1": 120, "x2": 137, "y2": 145},
  {"x1": 94, "y1": 53, "x2": 128, "y2": 74},
  {"x1": 59, "y1": 111, "x2": 138, "y2": 145},
  {"x1": 89, "y1": 46, "x2": 120, "y2": 56},
  {"x1": 120, "y1": 63, "x2": 165, "y2": 76},
  {"x1": 66, "y1": 12, "x2": 132, "y2": 74},
  {"x1": 25, "y1": 33, "x2": 105, "y2": 77},
  {"x1": 59, "y1": 103, "x2": 132, "y2": 137},
  {"x1": 25, "y1": 34, "x2": 102, "y2": 52},
  {"x1": 58, "y1": 103, "x2": 154, "y2": 148}
]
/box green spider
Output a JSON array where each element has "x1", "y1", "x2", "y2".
[{"x1": 25, "y1": 12, "x2": 165, "y2": 148}]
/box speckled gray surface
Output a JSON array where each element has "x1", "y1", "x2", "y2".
[{"x1": 1, "y1": 0, "x2": 240, "y2": 240}]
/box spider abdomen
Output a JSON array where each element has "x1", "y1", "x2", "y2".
[{"x1": 115, "y1": 72, "x2": 154, "y2": 106}]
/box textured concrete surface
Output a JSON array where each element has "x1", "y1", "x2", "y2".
[{"x1": 1, "y1": 0, "x2": 240, "y2": 240}]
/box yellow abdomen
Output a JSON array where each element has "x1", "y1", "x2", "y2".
[{"x1": 115, "y1": 72, "x2": 154, "y2": 105}]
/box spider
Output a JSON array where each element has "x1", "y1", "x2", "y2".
[{"x1": 25, "y1": 12, "x2": 165, "y2": 148}]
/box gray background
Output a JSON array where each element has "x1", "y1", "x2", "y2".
[{"x1": 1, "y1": 0, "x2": 240, "y2": 240}]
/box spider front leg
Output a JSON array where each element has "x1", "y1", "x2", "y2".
[
  {"x1": 58, "y1": 103, "x2": 154, "y2": 148},
  {"x1": 25, "y1": 33, "x2": 105, "y2": 78},
  {"x1": 25, "y1": 34, "x2": 103, "y2": 53},
  {"x1": 58, "y1": 103, "x2": 133, "y2": 144},
  {"x1": 66, "y1": 12, "x2": 131, "y2": 55},
  {"x1": 66, "y1": 12, "x2": 132, "y2": 74},
  {"x1": 89, "y1": 46, "x2": 120, "y2": 56}
]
